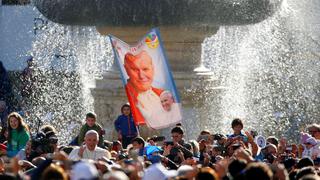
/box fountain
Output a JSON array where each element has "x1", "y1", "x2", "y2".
[
  {"x1": 6, "y1": 0, "x2": 318, "y2": 143},
  {"x1": 29, "y1": 0, "x2": 286, "y2": 140},
  {"x1": 202, "y1": 0, "x2": 320, "y2": 140}
]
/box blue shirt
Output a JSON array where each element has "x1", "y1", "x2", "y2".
[{"x1": 114, "y1": 114, "x2": 138, "y2": 136}]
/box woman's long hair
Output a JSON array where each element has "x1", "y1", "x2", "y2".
[{"x1": 7, "y1": 112, "x2": 29, "y2": 142}]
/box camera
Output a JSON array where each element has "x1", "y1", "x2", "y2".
[
  {"x1": 197, "y1": 135, "x2": 210, "y2": 142},
  {"x1": 213, "y1": 134, "x2": 225, "y2": 141},
  {"x1": 29, "y1": 130, "x2": 58, "y2": 159},
  {"x1": 164, "y1": 141, "x2": 174, "y2": 146},
  {"x1": 285, "y1": 146, "x2": 292, "y2": 153},
  {"x1": 265, "y1": 153, "x2": 276, "y2": 164},
  {"x1": 151, "y1": 136, "x2": 165, "y2": 142}
]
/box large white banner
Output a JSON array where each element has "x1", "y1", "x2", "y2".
[{"x1": 109, "y1": 28, "x2": 182, "y2": 130}]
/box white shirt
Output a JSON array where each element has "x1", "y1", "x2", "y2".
[
  {"x1": 302, "y1": 145, "x2": 320, "y2": 159},
  {"x1": 137, "y1": 89, "x2": 163, "y2": 112},
  {"x1": 68, "y1": 146, "x2": 111, "y2": 161},
  {"x1": 138, "y1": 102, "x2": 182, "y2": 129}
]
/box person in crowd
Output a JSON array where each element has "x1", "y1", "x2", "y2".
[
  {"x1": 146, "y1": 135, "x2": 165, "y2": 146},
  {"x1": 244, "y1": 162, "x2": 273, "y2": 180},
  {"x1": 0, "y1": 100, "x2": 9, "y2": 128},
  {"x1": 0, "y1": 126, "x2": 8, "y2": 144},
  {"x1": 0, "y1": 61, "x2": 14, "y2": 112},
  {"x1": 20, "y1": 56, "x2": 36, "y2": 98},
  {"x1": 302, "y1": 137, "x2": 320, "y2": 159},
  {"x1": 255, "y1": 143, "x2": 278, "y2": 162},
  {"x1": 163, "y1": 126, "x2": 193, "y2": 169},
  {"x1": 15, "y1": 140, "x2": 32, "y2": 160},
  {"x1": 40, "y1": 163, "x2": 68, "y2": 180},
  {"x1": 226, "y1": 118, "x2": 258, "y2": 157},
  {"x1": 114, "y1": 104, "x2": 138, "y2": 149},
  {"x1": 227, "y1": 118, "x2": 248, "y2": 141},
  {"x1": 78, "y1": 112, "x2": 104, "y2": 148},
  {"x1": 131, "y1": 136, "x2": 145, "y2": 156},
  {"x1": 307, "y1": 124, "x2": 320, "y2": 140},
  {"x1": 266, "y1": 136, "x2": 279, "y2": 147},
  {"x1": 0, "y1": 115, "x2": 319, "y2": 180},
  {"x1": 69, "y1": 130, "x2": 111, "y2": 161},
  {"x1": 6, "y1": 112, "x2": 30, "y2": 157}
]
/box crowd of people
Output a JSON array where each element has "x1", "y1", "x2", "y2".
[{"x1": 0, "y1": 102, "x2": 319, "y2": 180}]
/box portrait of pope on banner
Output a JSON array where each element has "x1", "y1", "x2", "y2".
[{"x1": 109, "y1": 28, "x2": 182, "y2": 130}]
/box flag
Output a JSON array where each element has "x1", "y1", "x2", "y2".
[{"x1": 109, "y1": 28, "x2": 182, "y2": 130}]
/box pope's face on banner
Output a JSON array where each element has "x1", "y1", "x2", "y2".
[
  {"x1": 124, "y1": 51, "x2": 154, "y2": 93},
  {"x1": 160, "y1": 91, "x2": 174, "y2": 111}
]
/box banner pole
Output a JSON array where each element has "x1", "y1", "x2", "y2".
[{"x1": 136, "y1": 125, "x2": 140, "y2": 137}]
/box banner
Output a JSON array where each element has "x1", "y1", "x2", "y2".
[{"x1": 109, "y1": 28, "x2": 182, "y2": 130}]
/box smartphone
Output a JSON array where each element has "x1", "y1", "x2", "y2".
[
  {"x1": 242, "y1": 136, "x2": 248, "y2": 142},
  {"x1": 197, "y1": 135, "x2": 209, "y2": 142},
  {"x1": 285, "y1": 146, "x2": 292, "y2": 153}
]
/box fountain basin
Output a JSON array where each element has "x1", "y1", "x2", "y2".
[{"x1": 34, "y1": 0, "x2": 282, "y2": 26}]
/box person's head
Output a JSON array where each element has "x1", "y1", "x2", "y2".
[
  {"x1": 121, "y1": 104, "x2": 131, "y2": 116},
  {"x1": 84, "y1": 130, "x2": 99, "y2": 151},
  {"x1": 265, "y1": 144, "x2": 278, "y2": 155},
  {"x1": 40, "y1": 124, "x2": 57, "y2": 134},
  {"x1": 85, "y1": 112, "x2": 97, "y2": 127},
  {"x1": 171, "y1": 126, "x2": 184, "y2": 143},
  {"x1": 131, "y1": 137, "x2": 145, "y2": 150},
  {"x1": 266, "y1": 136, "x2": 279, "y2": 147},
  {"x1": 231, "y1": 118, "x2": 244, "y2": 134},
  {"x1": 160, "y1": 91, "x2": 174, "y2": 111},
  {"x1": 244, "y1": 162, "x2": 273, "y2": 180},
  {"x1": 177, "y1": 165, "x2": 196, "y2": 180},
  {"x1": 228, "y1": 159, "x2": 247, "y2": 179},
  {"x1": 124, "y1": 51, "x2": 154, "y2": 93},
  {"x1": 297, "y1": 157, "x2": 314, "y2": 169},
  {"x1": 40, "y1": 164, "x2": 68, "y2": 180},
  {"x1": 7, "y1": 112, "x2": 28, "y2": 132},
  {"x1": 0, "y1": 101, "x2": 6, "y2": 112},
  {"x1": 295, "y1": 167, "x2": 317, "y2": 180},
  {"x1": 196, "y1": 167, "x2": 218, "y2": 180},
  {"x1": 189, "y1": 140, "x2": 200, "y2": 157},
  {"x1": 307, "y1": 124, "x2": 320, "y2": 139},
  {"x1": 112, "y1": 140, "x2": 123, "y2": 152},
  {"x1": 304, "y1": 137, "x2": 317, "y2": 149}
]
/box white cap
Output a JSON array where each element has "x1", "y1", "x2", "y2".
[
  {"x1": 306, "y1": 137, "x2": 317, "y2": 146},
  {"x1": 143, "y1": 163, "x2": 177, "y2": 180},
  {"x1": 71, "y1": 161, "x2": 99, "y2": 180},
  {"x1": 103, "y1": 171, "x2": 129, "y2": 180},
  {"x1": 177, "y1": 165, "x2": 194, "y2": 176}
]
